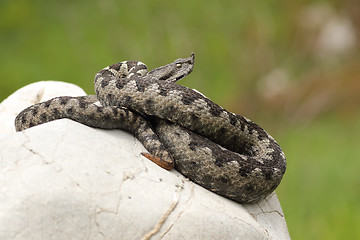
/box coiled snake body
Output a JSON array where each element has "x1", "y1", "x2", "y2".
[{"x1": 15, "y1": 54, "x2": 286, "y2": 203}]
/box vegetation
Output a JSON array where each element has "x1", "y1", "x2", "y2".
[{"x1": 1, "y1": 0, "x2": 359, "y2": 238}]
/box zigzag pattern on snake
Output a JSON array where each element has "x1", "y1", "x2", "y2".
[{"x1": 15, "y1": 53, "x2": 286, "y2": 203}]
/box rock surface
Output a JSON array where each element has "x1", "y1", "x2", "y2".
[{"x1": 0, "y1": 81, "x2": 290, "y2": 240}]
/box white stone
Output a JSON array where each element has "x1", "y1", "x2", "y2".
[
  {"x1": 0, "y1": 81, "x2": 86, "y2": 135},
  {"x1": 0, "y1": 81, "x2": 290, "y2": 240}
]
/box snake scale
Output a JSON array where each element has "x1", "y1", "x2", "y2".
[{"x1": 15, "y1": 53, "x2": 286, "y2": 203}]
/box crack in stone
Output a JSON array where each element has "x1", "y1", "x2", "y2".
[
  {"x1": 256, "y1": 194, "x2": 284, "y2": 218},
  {"x1": 21, "y1": 131, "x2": 46, "y2": 163},
  {"x1": 141, "y1": 181, "x2": 184, "y2": 240},
  {"x1": 246, "y1": 193, "x2": 284, "y2": 221},
  {"x1": 159, "y1": 179, "x2": 194, "y2": 239},
  {"x1": 257, "y1": 203, "x2": 284, "y2": 218},
  {"x1": 93, "y1": 166, "x2": 149, "y2": 237},
  {"x1": 94, "y1": 209, "x2": 107, "y2": 239},
  {"x1": 35, "y1": 87, "x2": 45, "y2": 103},
  {"x1": 20, "y1": 129, "x2": 64, "y2": 173}
]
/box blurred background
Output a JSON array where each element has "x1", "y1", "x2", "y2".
[{"x1": 1, "y1": 0, "x2": 359, "y2": 238}]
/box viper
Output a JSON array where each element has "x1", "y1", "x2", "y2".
[{"x1": 15, "y1": 53, "x2": 286, "y2": 203}]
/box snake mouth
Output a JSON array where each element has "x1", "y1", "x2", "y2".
[{"x1": 175, "y1": 74, "x2": 186, "y2": 81}]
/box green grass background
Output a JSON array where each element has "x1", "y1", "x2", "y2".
[{"x1": 1, "y1": 0, "x2": 360, "y2": 239}]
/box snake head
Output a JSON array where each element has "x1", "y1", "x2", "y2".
[{"x1": 148, "y1": 53, "x2": 195, "y2": 82}]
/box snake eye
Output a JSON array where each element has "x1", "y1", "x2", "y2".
[{"x1": 176, "y1": 63, "x2": 182, "y2": 68}]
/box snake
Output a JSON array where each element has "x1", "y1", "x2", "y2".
[{"x1": 15, "y1": 53, "x2": 286, "y2": 203}]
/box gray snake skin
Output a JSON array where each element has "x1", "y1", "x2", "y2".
[{"x1": 15, "y1": 54, "x2": 286, "y2": 203}]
